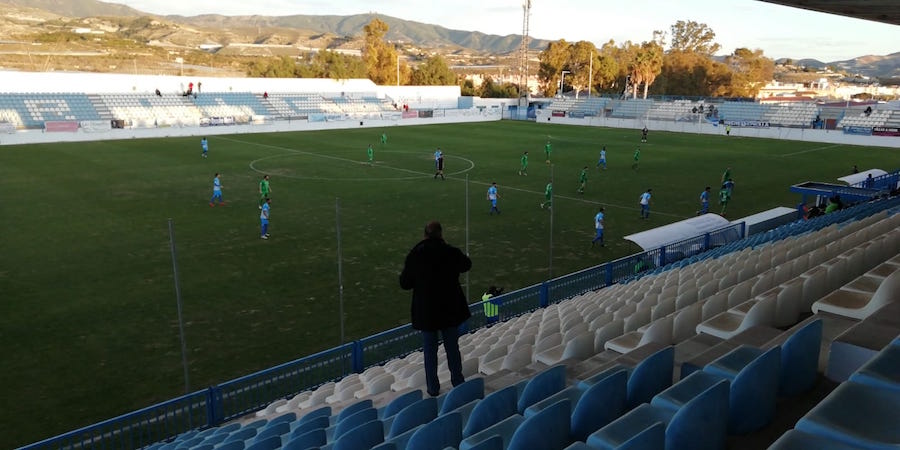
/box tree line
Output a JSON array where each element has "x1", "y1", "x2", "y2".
[
  {"x1": 246, "y1": 18, "x2": 774, "y2": 99},
  {"x1": 538, "y1": 20, "x2": 775, "y2": 98}
]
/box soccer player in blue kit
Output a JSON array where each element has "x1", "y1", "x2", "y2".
[{"x1": 487, "y1": 182, "x2": 500, "y2": 215}]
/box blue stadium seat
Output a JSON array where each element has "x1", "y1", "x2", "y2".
[
  {"x1": 703, "y1": 345, "x2": 781, "y2": 434},
  {"x1": 331, "y1": 407, "x2": 377, "y2": 441},
  {"x1": 463, "y1": 385, "x2": 518, "y2": 438},
  {"x1": 796, "y1": 381, "x2": 900, "y2": 449},
  {"x1": 388, "y1": 397, "x2": 437, "y2": 438},
  {"x1": 337, "y1": 399, "x2": 373, "y2": 423},
  {"x1": 562, "y1": 442, "x2": 595, "y2": 450},
  {"x1": 370, "y1": 443, "x2": 397, "y2": 450},
  {"x1": 588, "y1": 374, "x2": 728, "y2": 450},
  {"x1": 223, "y1": 426, "x2": 257, "y2": 443},
  {"x1": 213, "y1": 423, "x2": 241, "y2": 435},
  {"x1": 850, "y1": 340, "x2": 900, "y2": 393},
  {"x1": 331, "y1": 419, "x2": 385, "y2": 450},
  {"x1": 245, "y1": 435, "x2": 282, "y2": 450},
  {"x1": 626, "y1": 346, "x2": 674, "y2": 409},
  {"x1": 266, "y1": 412, "x2": 296, "y2": 426},
  {"x1": 173, "y1": 436, "x2": 203, "y2": 449},
  {"x1": 463, "y1": 435, "x2": 503, "y2": 450},
  {"x1": 517, "y1": 365, "x2": 567, "y2": 413},
  {"x1": 460, "y1": 399, "x2": 571, "y2": 450},
  {"x1": 252, "y1": 421, "x2": 289, "y2": 443},
  {"x1": 769, "y1": 429, "x2": 871, "y2": 450},
  {"x1": 292, "y1": 405, "x2": 331, "y2": 429},
  {"x1": 406, "y1": 411, "x2": 463, "y2": 450},
  {"x1": 527, "y1": 368, "x2": 628, "y2": 442},
  {"x1": 571, "y1": 370, "x2": 629, "y2": 442},
  {"x1": 587, "y1": 421, "x2": 665, "y2": 450},
  {"x1": 379, "y1": 390, "x2": 422, "y2": 419},
  {"x1": 508, "y1": 399, "x2": 571, "y2": 450},
  {"x1": 245, "y1": 418, "x2": 267, "y2": 429},
  {"x1": 288, "y1": 415, "x2": 329, "y2": 438},
  {"x1": 778, "y1": 319, "x2": 823, "y2": 396},
  {"x1": 440, "y1": 377, "x2": 485, "y2": 414},
  {"x1": 215, "y1": 441, "x2": 245, "y2": 450},
  {"x1": 199, "y1": 432, "x2": 228, "y2": 446},
  {"x1": 283, "y1": 428, "x2": 326, "y2": 450}
]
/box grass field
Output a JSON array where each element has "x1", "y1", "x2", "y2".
[{"x1": 1, "y1": 120, "x2": 897, "y2": 447}]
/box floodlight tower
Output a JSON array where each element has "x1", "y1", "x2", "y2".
[{"x1": 518, "y1": 0, "x2": 532, "y2": 100}]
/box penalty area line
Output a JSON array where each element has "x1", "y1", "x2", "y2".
[{"x1": 781, "y1": 144, "x2": 842, "y2": 157}]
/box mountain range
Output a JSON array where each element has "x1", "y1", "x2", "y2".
[
  {"x1": 0, "y1": 0, "x2": 551, "y2": 55},
  {"x1": 776, "y1": 54, "x2": 900, "y2": 79},
  {"x1": 1, "y1": 0, "x2": 898, "y2": 78}
]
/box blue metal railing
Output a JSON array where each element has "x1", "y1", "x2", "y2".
[
  {"x1": 20, "y1": 196, "x2": 899, "y2": 450},
  {"x1": 358, "y1": 325, "x2": 421, "y2": 370},
  {"x1": 215, "y1": 343, "x2": 355, "y2": 424},
  {"x1": 21, "y1": 390, "x2": 209, "y2": 450},
  {"x1": 850, "y1": 170, "x2": 900, "y2": 192}
]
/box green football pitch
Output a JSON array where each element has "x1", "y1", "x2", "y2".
[{"x1": 0, "y1": 120, "x2": 896, "y2": 447}]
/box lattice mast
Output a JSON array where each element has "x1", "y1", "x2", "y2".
[{"x1": 518, "y1": 0, "x2": 532, "y2": 98}]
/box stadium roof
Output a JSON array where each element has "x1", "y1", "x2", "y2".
[
  {"x1": 837, "y1": 169, "x2": 889, "y2": 186},
  {"x1": 624, "y1": 214, "x2": 732, "y2": 251},
  {"x1": 761, "y1": 0, "x2": 900, "y2": 26}
]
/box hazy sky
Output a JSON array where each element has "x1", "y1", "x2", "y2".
[{"x1": 104, "y1": 0, "x2": 900, "y2": 62}]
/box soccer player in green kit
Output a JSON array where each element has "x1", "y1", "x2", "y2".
[
  {"x1": 540, "y1": 179, "x2": 553, "y2": 209},
  {"x1": 544, "y1": 140, "x2": 552, "y2": 164},
  {"x1": 258, "y1": 174, "x2": 271, "y2": 209},
  {"x1": 381, "y1": 132, "x2": 387, "y2": 145},
  {"x1": 367, "y1": 144, "x2": 375, "y2": 165},
  {"x1": 578, "y1": 166, "x2": 588, "y2": 194},
  {"x1": 519, "y1": 151, "x2": 529, "y2": 176},
  {"x1": 632, "y1": 147, "x2": 641, "y2": 170},
  {"x1": 719, "y1": 184, "x2": 731, "y2": 216}
]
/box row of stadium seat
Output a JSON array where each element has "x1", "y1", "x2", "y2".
[{"x1": 139, "y1": 199, "x2": 899, "y2": 450}]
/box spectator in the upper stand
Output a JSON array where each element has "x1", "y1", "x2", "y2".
[
  {"x1": 805, "y1": 204, "x2": 823, "y2": 220},
  {"x1": 155, "y1": 88, "x2": 161, "y2": 97},
  {"x1": 825, "y1": 197, "x2": 840, "y2": 214},
  {"x1": 865, "y1": 106, "x2": 872, "y2": 116},
  {"x1": 399, "y1": 221, "x2": 471, "y2": 397},
  {"x1": 263, "y1": 91, "x2": 268, "y2": 99}
]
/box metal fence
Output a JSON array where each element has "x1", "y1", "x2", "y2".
[
  {"x1": 22, "y1": 207, "x2": 883, "y2": 450},
  {"x1": 850, "y1": 170, "x2": 900, "y2": 192},
  {"x1": 21, "y1": 390, "x2": 209, "y2": 450}
]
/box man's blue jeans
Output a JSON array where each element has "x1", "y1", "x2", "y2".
[{"x1": 422, "y1": 326, "x2": 465, "y2": 396}]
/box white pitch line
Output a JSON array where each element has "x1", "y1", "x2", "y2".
[
  {"x1": 224, "y1": 136, "x2": 689, "y2": 219},
  {"x1": 221, "y1": 135, "x2": 454, "y2": 178},
  {"x1": 781, "y1": 144, "x2": 842, "y2": 157}
]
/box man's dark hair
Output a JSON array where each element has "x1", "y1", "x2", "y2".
[{"x1": 424, "y1": 221, "x2": 443, "y2": 239}]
